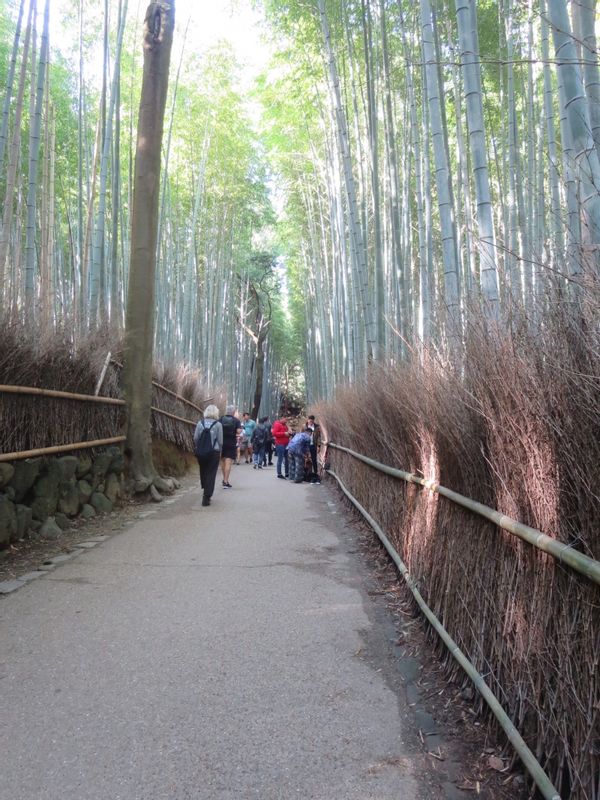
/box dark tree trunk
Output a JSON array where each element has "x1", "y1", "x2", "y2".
[{"x1": 123, "y1": 1, "x2": 174, "y2": 492}]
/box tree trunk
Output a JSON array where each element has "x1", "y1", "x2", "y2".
[{"x1": 123, "y1": 1, "x2": 175, "y2": 493}]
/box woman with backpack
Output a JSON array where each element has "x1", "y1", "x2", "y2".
[{"x1": 193, "y1": 405, "x2": 223, "y2": 506}]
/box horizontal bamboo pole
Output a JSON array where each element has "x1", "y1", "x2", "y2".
[
  {"x1": 111, "y1": 359, "x2": 209, "y2": 414},
  {"x1": 0, "y1": 384, "x2": 125, "y2": 406},
  {"x1": 328, "y1": 467, "x2": 561, "y2": 800},
  {"x1": 0, "y1": 436, "x2": 126, "y2": 462},
  {"x1": 151, "y1": 406, "x2": 196, "y2": 427},
  {"x1": 329, "y1": 442, "x2": 600, "y2": 587}
]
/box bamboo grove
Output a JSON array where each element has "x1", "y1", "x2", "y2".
[
  {"x1": 260, "y1": 0, "x2": 600, "y2": 401},
  {"x1": 0, "y1": 0, "x2": 296, "y2": 416},
  {"x1": 1, "y1": 0, "x2": 600, "y2": 405}
]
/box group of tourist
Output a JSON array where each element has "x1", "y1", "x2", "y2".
[{"x1": 193, "y1": 407, "x2": 322, "y2": 507}]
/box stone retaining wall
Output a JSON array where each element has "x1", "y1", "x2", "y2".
[{"x1": 0, "y1": 446, "x2": 124, "y2": 548}]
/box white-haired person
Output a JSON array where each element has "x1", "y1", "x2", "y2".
[{"x1": 193, "y1": 405, "x2": 223, "y2": 506}]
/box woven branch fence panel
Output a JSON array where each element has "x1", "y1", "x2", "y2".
[{"x1": 319, "y1": 435, "x2": 598, "y2": 799}]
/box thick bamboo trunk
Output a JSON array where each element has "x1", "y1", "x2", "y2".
[{"x1": 123, "y1": 1, "x2": 175, "y2": 492}]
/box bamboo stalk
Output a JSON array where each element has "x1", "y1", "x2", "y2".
[
  {"x1": 328, "y1": 467, "x2": 561, "y2": 800},
  {"x1": 328, "y1": 442, "x2": 600, "y2": 586},
  {"x1": 0, "y1": 436, "x2": 126, "y2": 462},
  {"x1": 0, "y1": 384, "x2": 125, "y2": 405},
  {"x1": 94, "y1": 351, "x2": 112, "y2": 396}
]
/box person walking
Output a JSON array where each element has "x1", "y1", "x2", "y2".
[
  {"x1": 193, "y1": 405, "x2": 223, "y2": 507},
  {"x1": 262, "y1": 416, "x2": 273, "y2": 466},
  {"x1": 272, "y1": 415, "x2": 292, "y2": 479},
  {"x1": 251, "y1": 417, "x2": 269, "y2": 469},
  {"x1": 287, "y1": 428, "x2": 311, "y2": 483},
  {"x1": 242, "y1": 412, "x2": 256, "y2": 463},
  {"x1": 220, "y1": 405, "x2": 242, "y2": 488}
]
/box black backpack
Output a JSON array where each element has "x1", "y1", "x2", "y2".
[
  {"x1": 195, "y1": 420, "x2": 218, "y2": 458},
  {"x1": 253, "y1": 424, "x2": 267, "y2": 446},
  {"x1": 221, "y1": 415, "x2": 237, "y2": 439}
]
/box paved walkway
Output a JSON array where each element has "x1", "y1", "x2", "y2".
[{"x1": 0, "y1": 463, "x2": 462, "y2": 800}]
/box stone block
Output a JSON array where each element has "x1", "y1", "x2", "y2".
[
  {"x1": 92, "y1": 452, "x2": 113, "y2": 480},
  {"x1": 59, "y1": 480, "x2": 80, "y2": 517},
  {"x1": 0, "y1": 495, "x2": 18, "y2": 548},
  {"x1": 32, "y1": 459, "x2": 61, "y2": 498},
  {"x1": 57, "y1": 456, "x2": 79, "y2": 481},
  {"x1": 77, "y1": 479, "x2": 93, "y2": 505},
  {"x1": 0, "y1": 579, "x2": 26, "y2": 594},
  {"x1": 4, "y1": 486, "x2": 15, "y2": 501},
  {"x1": 76, "y1": 454, "x2": 92, "y2": 478},
  {"x1": 90, "y1": 492, "x2": 113, "y2": 514},
  {"x1": 108, "y1": 447, "x2": 125, "y2": 474},
  {"x1": 15, "y1": 504, "x2": 32, "y2": 541},
  {"x1": 8, "y1": 459, "x2": 41, "y2": 502},
  {"x1": 54, "y1": 512, "x2": 71, "y2": 530},
  {"x1": 0, "y1": 463, "x2": 15, "y2": 487},
  {"x1": 31, "y1": 495, "x2": 57, "y2": 521},
  {"x1": 104, "y1": 472, "x2": 121, "y2": 504},
  {"x1": 81, "y1": 503, "x2": 96, "y2": 519},
  {"x1": 39, "y1": 517, "x2": 62, "y2": 540}
]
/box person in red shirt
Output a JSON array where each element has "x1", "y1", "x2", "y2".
[{"x1": 271, "y1": 415, "x2": 292, "y2": 479}]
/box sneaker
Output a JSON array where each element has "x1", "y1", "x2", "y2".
[
  {"x1": 202, "y1": 497, "x2": 211, "y2": 506},
  {"x1": 224, "y1": 482, "x2": 232, "y2": 488},
  {"x1": 253, "y1": 464, "x2": 257, "y2": 469},
  {"x1": 277, "y1": 474, "x2": 285, "y2": 479},
  {"x1": 222, "y1": 480, "x2": 226, "y2": 487},
  {"x1": 258, "y1": 465, "x2": 263, "y2": 470}
]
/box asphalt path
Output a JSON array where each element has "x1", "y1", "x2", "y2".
[{"x1": 0, "y1": 462, "x2": 463, "y2": 800}]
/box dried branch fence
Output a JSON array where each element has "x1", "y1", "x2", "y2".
[
  {"x1": 323, "y1": 438, "x2": 599, "y2": 800},
  {"x1": 0, "y1": 378, "x2": 203, "y2": 461}
]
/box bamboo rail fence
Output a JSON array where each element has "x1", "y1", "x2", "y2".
[
  {"x1": 0, "y1": 383, "x2": 125, "y2": 405},
  {"x1": 327, "y1": 442, "x2": 600, "y2": 586},
  {"x1": 0, "y1": 383, "x2": 198, "y2": 460},
  {"x1": 328, "y1": 466, "x2": 561, "y2": 800},
  {"x1": 0, "y1": 437, "x2": 127, "y2": 462}
]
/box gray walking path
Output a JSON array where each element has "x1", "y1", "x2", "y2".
[{"x1": 0, "y1": 464, "x2": 460, "y2": 800}]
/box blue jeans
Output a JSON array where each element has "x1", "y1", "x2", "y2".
[
  {"x1": 288, "y1": 451, "x2": 305, "y2": 482},
  {"x1": 275, "y1": 444, "x2": 288, "y2": 476},
  {"x1": 253, "y1": 446, "x2": 265, "y2": 466}
]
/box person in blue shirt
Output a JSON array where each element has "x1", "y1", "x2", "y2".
[
  {"x1": 287, "y1": 429, "x2": 311, "y2": 483},
  {"x1": 242, "y1": 412, "x2": 257, "y2": 463}
]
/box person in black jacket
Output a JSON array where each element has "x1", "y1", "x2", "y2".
[
  {"x1": 262, "y1": 416, "x2": 273, "y2": 466},
  {"x1": 251, "y1": 417, "x2": 269, "y2": 469},
  {"x1": 219, "y1": 405, "x2": 242, "y2": 488}
]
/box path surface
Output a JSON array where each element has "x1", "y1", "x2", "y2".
[{"x1": 0, "y1": 463, "x2": 464, "y2": 800}]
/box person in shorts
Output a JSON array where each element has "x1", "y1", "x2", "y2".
[
  {"x1": 220, "y1": 405, "x2": 242, "y2": 488},
  {"x1": 242, "y1": 412, "x2": 256, "y2": 463}
]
